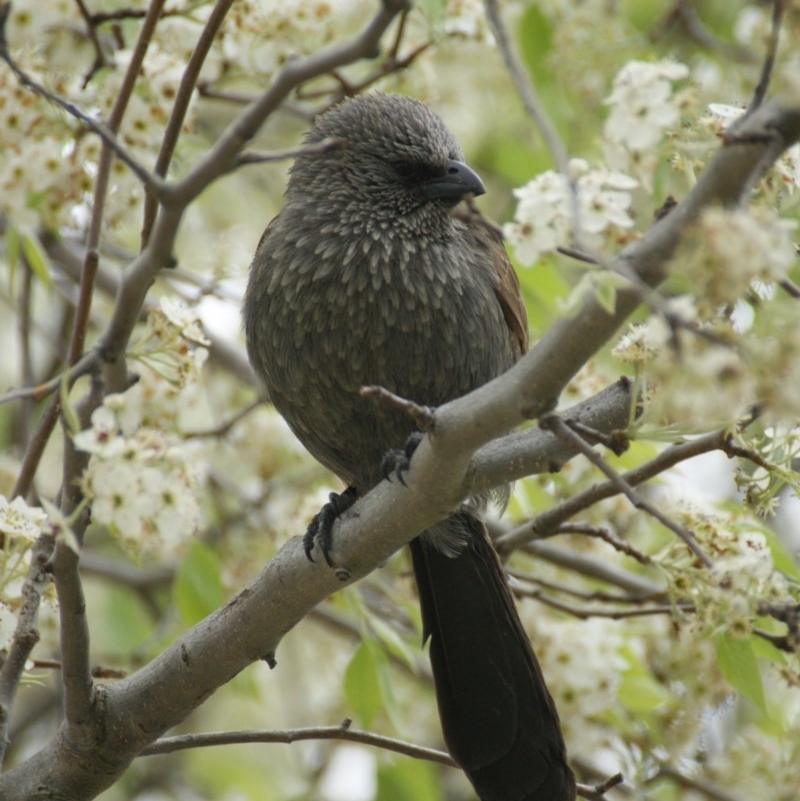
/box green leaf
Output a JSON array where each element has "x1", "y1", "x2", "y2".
[
  {"x1": 344, "y1": 640, "x2": 384, "y2": 727},
  {"x1": 764, "y1": 528, "x2": 800, "y2": 581},
  {"x1": 21, "y1": 230, "x2": 52, "y2": 289},
  {"x1": 59, "y1": 371, "x2": 80, "y2": 436},
  {"x1": 173, "y1": 540, "x2": 224, "y2": 626},
  {"x1": 377, "y1": 755, "x2": 443, "y2": 801},
  {"x1": 517, "y1": 4, "x2": 554, "y2": 84},
  {"x1": 714, "y1": 632, "x2": 767, "y2": 715},
  {"x1": 618, "y1": 666, "x2": 672, "y2": 714},
  {"x1": 367, "y1": 615, "x2": 417, "y2": 673}
]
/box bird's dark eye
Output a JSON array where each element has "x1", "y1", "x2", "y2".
[
  {"x1": 392, "y1": 160, "x2": 434, "y2": 183},
  {"x1": 393, "y1": 160, "x2": 419, "y2": 178}
]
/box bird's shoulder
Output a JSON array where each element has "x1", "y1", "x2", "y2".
[{"x1": 453, "y1": 205, "x2": 529, "y2": 358}]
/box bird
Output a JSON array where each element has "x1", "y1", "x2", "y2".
[{"x1": 243, "y1": 93, "x2": 575, "y2": 801}]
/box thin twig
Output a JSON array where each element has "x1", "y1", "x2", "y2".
[
  {"x1": 651, "y1": 1, "x2": 755, "y2": 63},
  {"x1": 516, "y1": 584, "x2": 692, "y2": 620},
  {"x1": 72, "y1": 0, "x2": 111, "y2": 85},
  {"x1": 183, "y1": 399, "x2": 262, "y2": 439},
  {"x1": 140, "y1": 721, "x2": 457, "y2": 765},
  {"x1": 655, "y1": 763, "x2": 748, "y2": 801},
  {"x1": 497, "y1": 428, "x2": 730, "y2": 552},
  {"x1": 0, "y1": 535, "x2": 53, "y2": 767},
  {"x1": 748, "y1": 0, "x2": 785, "y2": 112},
  {"x1": 579, "y1": 773, "x2": 624, "y2": 801},
  {"x1": 779, "y1": 277, "x2": 800, "y2": 298},
  {"x1": 360, "y1": 385, "x2": 435, "y2": 431},
  {"x1": 539, "y1": 415, "x2": 713, "y2": 567},
  {"x1": 0, "y1": 351, "x2": 99, "y2": 408},
  {"x1": 556, "y1": 522, "x2": 653, "y2": 565},
  {"x1": 141, "y1": 0, "x2": 236, "y2": 246},
  {"x1": 54, "y1": 0, "x2": 169, "y2": 744}
]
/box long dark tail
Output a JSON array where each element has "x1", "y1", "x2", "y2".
[{"x1": 409, "y1": 513, "x2": 576, "y2": 801}]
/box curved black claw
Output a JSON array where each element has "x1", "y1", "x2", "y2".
[
  {"x1": 380, "y1": 432, "x2": 424, "y2": 487},
  {"x1": 303, "y1": 486, "x2": 359, "y2": 566}
]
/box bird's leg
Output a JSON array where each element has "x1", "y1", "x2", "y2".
[
  {"x1": 380, "y1": 431, "x2": 424, "y2": 486},
  {"x1": 304, "y1": 485, "x2": 359, "y2": 565}
]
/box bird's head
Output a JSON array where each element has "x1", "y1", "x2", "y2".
[{"x1": 286, "y1": 94, "x2": 485, "y2": 231}]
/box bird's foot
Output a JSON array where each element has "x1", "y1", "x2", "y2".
[
  {"x1": 304, "y1": 486, "x2": 359, "y2": 566},
  {"x1": 380, "y1": 432, "x2": 423, "y2": 487}
]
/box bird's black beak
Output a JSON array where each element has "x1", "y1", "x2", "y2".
[{"x1": 420, "y1": 159, "x2": 486, "y2": 201}]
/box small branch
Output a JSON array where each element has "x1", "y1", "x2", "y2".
[
  {"x1": 52, "y1": 539, "x2": 95, "y2": 730},
  {"x1": 508, "y1": 569, "x2": 663, "y2": 605},
  {"x1": 468, "y1": 378, "x2": 634, "y2": 497},
  {"x1": 516, "y1": 586, "x2": 691, "y2": 621},
  {"x1": 516, "y1": 538, "x2": 666, "y2": 598},
  {"x1": 0, "y1": 535, "x2": 54, "y2": 767},
  {"x1": 0, "y1": 351, "x2": 99, "y2": 408},
  {"x1": 139, "y1": 721, "x2": 456, "y2": 766},
  {"x1": 578, "y1": 772, "x2": 625, "y2": 801},
  {"x1": 296, "y1": 10, "x2": 429, "y2": 103},
  {"x1": 16, "y1": 261, "x2": 33, "y2": 447},
  {"x1": 651, "y1": 2, "x2": 755, "y2": 63},
  {"x1": 654, "y1": 763, "x2": 747, "y2": 801},
  {"x1": 360, "y1": 385, "x2": 435, "y2": 432},
  {"x1": 141, "y1": 0, "x2": 236, "y2": 246},
  {"x1": 73, "y1": 0, "x2": 112, "y2": 85},
  {"x1": 539, "y1": 415, "x2": 713, "y2": 567},
  {"x1": 183, "y1": 399, "x2": 261, "y2": 439},
  {"x1": 11, "y1": 396, "x2": 62, "y2": 499},
  {"x1": 779, "y1": 277, "x2": 800, "y2": 298},
  {"x1": 556, "y1": 522, "x2": 653, "y2": 565},
  {"x1": 748, "y1": 0, "x2": 785, "y2": 112},
  {"x1": 498, "y1": 428, "x2": 730, "y2": 552}
]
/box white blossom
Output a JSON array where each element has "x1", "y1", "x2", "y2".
[
  {"x1": 604, "y1": 60, "x2": 689, "y2": 149},
  {"x1": 77, "y1": 386, "x2": 202, "y2": 557},
  {"x1": 0, "y1": 495, "x2": 47, "y2": 543},
  {"x1": 504, "y1": 160, "x2": 637, "y2": 266},
  {"x1": 674, "y1": 206, "x2": 797, "y2": 311}
]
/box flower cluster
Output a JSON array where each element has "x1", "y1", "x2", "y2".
[
  {"x1": 0, "y1": 495, "x2": 48, "y2": 650},
  {"x1": 128, "y1": 297, "x2": 211, "y2": 401},
  {"x1": 603, "y1": 59, "x2": 690, "y2": 184},
  {"x1": 0, "y1": 54, "x2": 95, "y2": 231},
  {"x1": 217, "y1": 0, "x2": 364, "y2": 78},
  {"x1": 504, "y1": 158, "x2": 637, "y2": 266},
  {"x1": 75, "y1": 384, "x2": 203, "y2": 558},
  {"x1": 534, "y1": 614, "x2": 627, "y2": 755},
  {"x1": 0, "y1": 0, "x2": 209, "y2": 236},
  {"x1": 672, "y1": 207, "x2": 796, "y2": 315},
  {"x1": 659, "y1": 501, "x2": 788, "y2": 638}
]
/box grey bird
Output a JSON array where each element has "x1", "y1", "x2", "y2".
[{"x1": 244, "y1": 93, "x2": 575, "y2": 801}]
